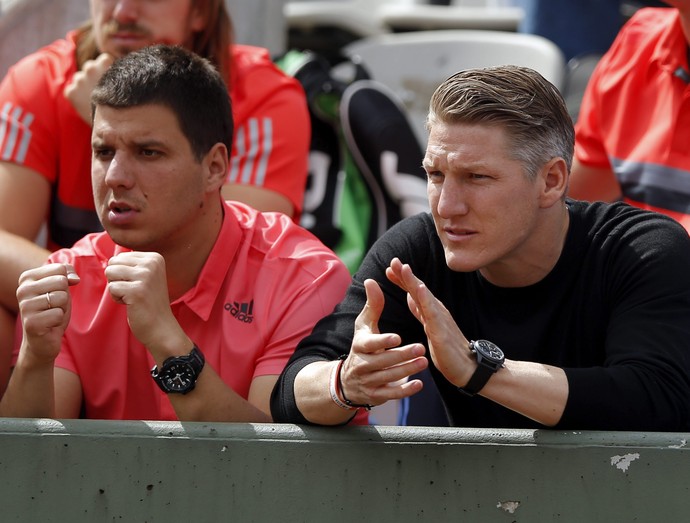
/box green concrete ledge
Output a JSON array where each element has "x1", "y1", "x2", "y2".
[{"x1": 1, "y1": 419, "x2": 688, "y2": 522}]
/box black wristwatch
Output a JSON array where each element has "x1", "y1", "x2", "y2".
[
  {"x1": 457, "y1": 339, "x2": 505, "y2": 396},
  {"x1": 151, "y1": 345, "x2": 205, "y2": 395}
]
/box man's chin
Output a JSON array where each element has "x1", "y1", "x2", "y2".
[
  {"x1": 104, "y1": 229, "x2": 143, "y2": 250},
  {"x1": 444, "y1": 252, "x2": 478, "y2": 273}
]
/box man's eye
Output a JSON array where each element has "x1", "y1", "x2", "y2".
[
  {"x1": 426, "y1": 171, "x2": 444, "y2": 182},
  {"x1": 93, "y1": 149, "x2": 113, "y2": 159}
]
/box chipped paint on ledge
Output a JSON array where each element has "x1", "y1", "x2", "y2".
[
  {"x1": 610, "y1": 453, "x2": 640, "y2": 472},
  {"x1": 668, "y1": 439, "x2": 687, "y2": 449},
  {"x1": 497, "y1": 500, "x2": 521, "y2": 514}
]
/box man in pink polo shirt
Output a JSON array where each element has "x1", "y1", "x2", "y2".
[{"x1": 0, "y1": 45, "x2": 351, "y2": 422}]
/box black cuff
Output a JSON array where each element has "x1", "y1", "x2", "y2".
[{"x1": 270, "y1": 355, "x2": 325, "y2": 424}]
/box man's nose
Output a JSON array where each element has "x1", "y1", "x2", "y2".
[
  {"x1": 103, "y1": 152, "x2": 134, "y2": 189},
  {"x1": 436, "y1": 179, "x2": 468, "y2": 218},
  {"x1": 112, "y1": 0, "x2": 139, "y2": 24}
]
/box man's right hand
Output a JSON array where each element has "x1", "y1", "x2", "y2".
[
  {"x1": 337, "y1": 278, "x2": 428, "y2": 407},
  {"x1": 293, "y1": 278, "x2": 428, "y2": 425},
  {"x1": 16, "y1": 263, "x2": 80, "y2": 364},
  {"x1": 1, "y1": 264, "x2": 81, "y2": 418},
  {"x1": 63, "y1": 53, "x2": 115, "y2": 124}
]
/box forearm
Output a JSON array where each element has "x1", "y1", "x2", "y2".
[
  {"x1": 221, "y1": 184, "x2": 294, "y2": 218},
  {"x1": 0, "y1": 352, "x2": 55, "y2": 418},
  {"x1": 480, "y1": 359, "x2": 568, "y2": 427},
  {"x1": 567, "y1": 158, "x2": 622, "y2": 203},
  {"x1": 141, "y1": 323, "x2": 273, "y2": 422},
  {"x1": 294, "y1": 361, "x2": 358, "y2": 425},
  {"x1": 0, "y1": 230, "x2": 50, "y2": 310},
  {"x1": 167, "y1": 365, "x2": 272, "y2": 423},
  {"x1": 0, "y1": 306, "x2": 16, "y2": 395}
]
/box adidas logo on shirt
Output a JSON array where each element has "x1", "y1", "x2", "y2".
[{"x1": 225, "y1": 300, "x2": 254, "y2": 323}]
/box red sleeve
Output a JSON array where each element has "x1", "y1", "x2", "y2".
[
  {"x1": 228, "y1": 46, "x2": 310, "y2": 218},
  {"x1": 574, "y1": 9, "x2": 674, "y2": 168},
  {"x1": 0, "y1": 38, "x2": 76, "y2": 183}
]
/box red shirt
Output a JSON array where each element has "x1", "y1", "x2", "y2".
[
  {"x1": 33, "y1": 201, "x2": 350, "y2": 420},
  {"x1": 0, "y1": 33, "x2": 310, "y2": 248},
  {"x1": 575, "y1": 8, "x2": 690, "y2": 231}
]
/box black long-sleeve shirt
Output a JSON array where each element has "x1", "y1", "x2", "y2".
[{"x1": 272, "y1": 200, "x2": 690, "y2": 430}]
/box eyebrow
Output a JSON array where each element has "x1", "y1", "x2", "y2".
[
  {"x1": 131, "y1": 137, "x2": 168, "y2": 148},
  {"x1": 91, "y1": 137, "x2": 168, "y2": 148},
  {"x1": 91, "y1": 137, "x2": 107, "y2": 148}
]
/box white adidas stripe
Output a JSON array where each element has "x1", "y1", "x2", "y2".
[
  {"x1": 227, "y1": 117, "x2": 273, "y2": 186},
  {"x1": 0, "y1": 102, "x2": 35, "y2": 164}
]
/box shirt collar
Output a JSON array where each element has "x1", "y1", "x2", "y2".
[{"x1": 172, "y1": 199, "x2": 241, "y2": 320}]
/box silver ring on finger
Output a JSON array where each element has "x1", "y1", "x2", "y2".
[{"x1": 45, "y1": 292, "x2": 52, "y2": 309}]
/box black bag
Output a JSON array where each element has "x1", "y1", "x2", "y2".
[{"x1": 277, "y1": 50, "x2": 428, "y2": 273}]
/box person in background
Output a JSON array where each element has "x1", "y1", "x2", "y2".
[
  {"x1": 515, "y1": 0, "x2": 623, "y2": 61},
  {"x1": 568, "y1": 2, "x2": 690, "y2": 232},
  {"x1": 515, "y1": 1, "x2": 670, "y2": 61},
  {"x1": 270, "y1": 65, "x2": 690, "y2": 431},
  {"x1": 0, "y1": 0, "x2": 310, "y2": 393},
  {"x1": 0, "y1": 45, "x2": 348, "y2": 421}
]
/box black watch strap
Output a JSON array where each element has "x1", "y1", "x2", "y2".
[
  {"x1": 458, "y1": 365, "x2": 495, "y2": 396},
  {"x1": 457, "y1": 339, "x2": 505, "y2": 397}
]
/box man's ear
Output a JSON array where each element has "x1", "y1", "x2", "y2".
[
  {"x1": 538, "y1": 157, "x2": 569, "y2": 208},
  {"x1": 203, "y1": 143, "x2": 229, "y2": 193}
]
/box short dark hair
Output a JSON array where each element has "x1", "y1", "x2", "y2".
[
  {"x1": 91, "y1": 44, "x2": 233, "y2": 162},
  {"x1": 427, "y1": 65, "x2": 574, "y2": 178}
]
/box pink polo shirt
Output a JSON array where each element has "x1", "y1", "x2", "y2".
[{"x1": 37, "y1": 200, "x2": 350, "y2": 420}]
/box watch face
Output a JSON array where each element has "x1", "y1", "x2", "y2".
[
  {"x1": 473, "y1": 339, "x2": 505, "y2": 363},
  {"x1": 158, "y1": 362, "x2": 197, "y2": 393}
]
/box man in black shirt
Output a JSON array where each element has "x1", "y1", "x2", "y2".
[{"x1": 271, "y1": 65, "x2": 690, "y2": 430}]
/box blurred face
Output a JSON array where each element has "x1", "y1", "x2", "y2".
[
  {"x1": 91, "y1": 103, "x2": 210, "y2": 252},
  {"x1": 89, "y1": 0, "x2": 205, "y2": 57},
  {"x1": 423, "y1": 121, "x2": 545, "y2": 284}
]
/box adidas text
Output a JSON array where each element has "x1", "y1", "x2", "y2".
[{"x1": 225, "y1": 300, "x2": 254, "y2": 323}]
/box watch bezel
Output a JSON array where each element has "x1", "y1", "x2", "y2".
[
  {"x1": 151, "y1": 346, "x2": 205, "y2": 395},
  {"x1": 471, "y1": 339, "x2": 505, "y2": 370}
]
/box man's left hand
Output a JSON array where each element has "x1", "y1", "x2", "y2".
[
  {"x1": 386, "y1": 257, "x2": 475, "y2": 388},
  {"x1": 105, "y1": 251, "x2": 186, "y2": 355}
]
